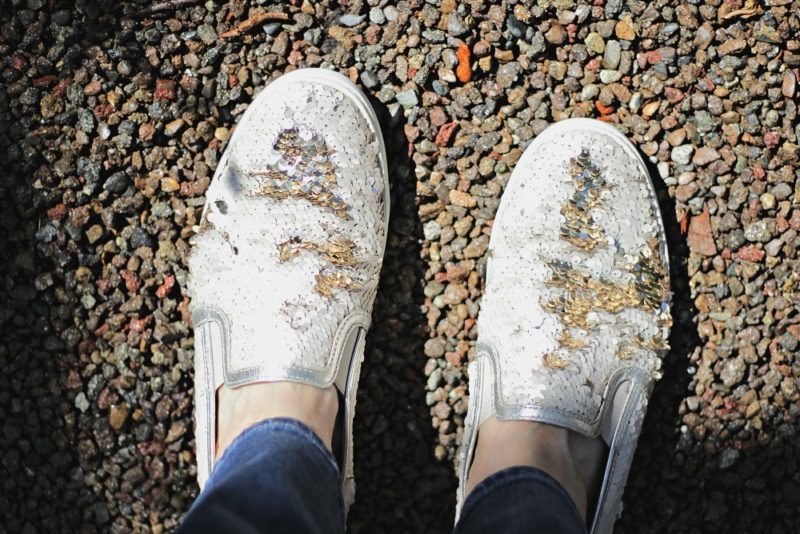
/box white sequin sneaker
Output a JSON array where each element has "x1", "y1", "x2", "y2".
[
  {"x1": 456, "y1": 119, "x2": 672, "y2": 533},
  {"x1": 188, "y1": 68, "x2": 389, "y2": 510}
]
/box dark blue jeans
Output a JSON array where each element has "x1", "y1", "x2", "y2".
[{"x1": 179, "y1": 418, "x2": 587, "y2": 534}]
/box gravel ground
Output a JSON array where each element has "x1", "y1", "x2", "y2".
[{"x1": 1, "y1": 0, "x2": 800, "y2": 532}]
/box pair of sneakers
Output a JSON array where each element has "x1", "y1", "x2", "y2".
[{"x1": 187, "y1": 69, "x2": 671, "y2": 533}]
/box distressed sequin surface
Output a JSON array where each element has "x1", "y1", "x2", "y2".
[
  {"x1": 477, "y1": 128, "x2": 671, "y2": 431},
  {"x1": 188, "y1": 80, "x2": 386, "y2": 379}
]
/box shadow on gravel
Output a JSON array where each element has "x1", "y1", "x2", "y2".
[
  {"x1": 347, "y1": 101, "x2": 456, "y2": 534},
  {"x1": 620, "y1": 155, "x2": 800, "y2": 534},
  {"x1": 616, "y1": 155, "x2": 701, "y2": 532}
]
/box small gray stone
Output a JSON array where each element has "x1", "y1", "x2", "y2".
[
  {"x1": 368, "y1": 6, "x2": 385, "y2": 24},
  {"x1": 424, "y1": 338, "x2": 446, "y2": 358},
  {"x1": 75, "y1": 392, "x2": 90, "y2": 413},
  {"x1": 360, "y1": 71, "x2": 380, "y2": 89},
  {"x1": 744, "y1": 220, "x2": 776, "y2": 243},
  {"x1": 599, "y1": 69, "x2": 622, "y2": 83},
  {"x1": 671, "y1": 145, "x2": 694, "y2": 165},
  {"x1": 581, "y1": 84, "x2": 600, "y2": 101},
  {"x1": 339, "y1": 14, "x2": 365, "y2": 27},
  {"x1": 720, "y1": 357, "x2": 746, "y2": 387},
  {"x1": 103, "y1": 171, "x2": 130, "y2": 194},
  {"x1": 196, "y1": 24, "x2": 217, "y2": 45},
  {"x1": 396, "y1": 89, "x2": 419, "y2": 108},
  {"x1": 603, "y1": 40, "x2": 621, "y2": 69},
  {"x1": 383, "y1": 5, "x2": 399, "y2": 21},
  {"x1": 447, "y1": 13, "x2": 469, "y2": 37},
  {"x1": 772, "y1": 182, "x2": 793, "y2": 200},
  {"x1": 423, "y1": 220, "x2": 442, "y2": 241}
]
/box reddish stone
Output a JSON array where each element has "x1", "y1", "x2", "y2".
[
  {"x1": 53, "y1": 78, "x2": 72, "y2": 97},
  {"x1": 97, "y1": 385, "x2": 119, "y2": 410},
  {"x1": 84, "y1": 79, "x2": 102, "y2": 95},
  {"x1": 777, "y1": 215, "x2": 789, "y2": 233},
  {"x1": 94, "y1": 323, "x2": 109, "y2": 337},
  {"x1": 595, "y1": 101, "x2": 613, "y2": 115},
  {"x1": 645, "y1": 50, "x2": 661, "y2": 64},
  {"x1": 429, "y1": 106, "x2": 448, "y2": 127},
  {"x1": 456, "y1": 43, "x2": 472, "y2": 83},
  {"x1": 435, "y1": 122, "x2": 459, "y2": 146},
  {"x1": 33, "y1": 75, "x2": 57, "y2": 87},
  {"x1": 566, "y1": 23, "x2": 577, "y2": 42},
  {"x1": 47, "y1": 203, "x2": 68, "y2": 221},
  {"x1": 737, "y1": 245, "x2": 764, "y2": 262},
  {"x1": 445, "y1": 351, "x2": 463, "y2": 366},
  {"x1": 664, "y1": 87, "x2": 684, "y2": 104},
  {"x1": 789, "y1": 210, "x2": 800, "y2": 231},
  {"x1": 446, "y1": 264, "x2": 470, "y2": 283},
  {"x1": 154, "y1": 79, "x2": 175, "y2": 101},
  {"x1": 71, "y1": 205, "x2": 90, "y2": 227},
  {"x1": 138, "y1": 441, "x2": 164, "y2": 456},
  {"x1": 11, "y1": 53, "x2": 27, "y2": 70},
  {"x1": 687, "y1": 209, "x2": 717, "y2": 256},
  {"x1": 403, "y1": 123, "x2": 419, "y2": 143},
  {"x1": 586, "y1": 58, "x2": 602, "y2": 71},
  {"x1": 228, "y1": 73, "x2": 238, "y2": 87},
  {"x1": 365, "y1": 25, "x2": 381, "y2": 45},
  {"x1": 155, "y1": 275, "x2": 175, "y2": 298},
  {"x1": 434, "y1": 271, "x2": 448, "y2": 283},
  {"x1": 464, "y1": 318, "x2": 476, "y2": 331},
  {"x1": 94, "y1": 102, "x2": 113, "y2": 119},
  {"x1": 120, "y1": 270, "x2": 140, "y2": 293},
  {"x1": 764, "y1": 131, "x2": 780, "y2": 149},
  {"x1": 129, "y1": 316, "x2": 152, "y2": 334},
  {"x1": 752, "y1": 164, "x2": 765, "y2": 180},
  {"x1": 66, "y1": 369, "x2": 82, "y2": 390}
]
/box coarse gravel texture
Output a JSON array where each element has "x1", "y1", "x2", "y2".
[{"x1": 1, "y1": 0, "x2": 800, "y2": 533}]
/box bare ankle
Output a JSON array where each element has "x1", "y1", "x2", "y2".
[
  {"x1": 215, "y1": 382, "x2": 338, "y2": 461},
  {"x1": 465, "y1": 418, "x2": 605, "y2": 520}
]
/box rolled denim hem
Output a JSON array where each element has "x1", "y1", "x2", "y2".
[
  {"x1": 207, "y1": 417, "x2": 340, "y2": 492},
  {"x1": 459, "y1": 465, "x2": 587, "y2": 530}
]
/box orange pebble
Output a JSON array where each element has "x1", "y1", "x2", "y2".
[
  {"x1": 595, "y1": 101, "x2": 613, "y2": 115},
  {"x1": 456, "y1": 43, "x2": 472, "y2": 83}
]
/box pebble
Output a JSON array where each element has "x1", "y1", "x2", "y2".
[
  {"x1": 447, "y1": 13, "x2": 469, "y2": 37},
  {"x1": 396, "y1": 89, "x2": 418, "y2": 108},
  {"x1": 692, "y1": 147, "x2": 720, "y2": 166},
  {"x1": 449, "y1": 190, "x2": 477, "y2": 208},
  {"x1": 603, "y1": 40, "x2": 621, "y2": 69},
  {"x1": 339, "y1": 14, "x2": 365, "y2": 27},
  {"x1": 783, "y1": 71, "x2": 797, "y2": 98},
  {"x1": 744, "y1": 220, "x2": 776, "y2": 243},
  {"x1": 164, "y1": 118, "x2": 185, "y2": 137},
  {"x1": 599, "y1": 69, "x2": 622, "y2": 84},
  {"x1": 585, "y1": 32, "x2": 605, "y2": 54},
  {"x1": 671, "y1": 145, "x2": 694, "y2": 165}
]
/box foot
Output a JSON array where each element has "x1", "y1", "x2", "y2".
[
  {"x1": 188, "y1": 69, "x2": 389, "y2": 512},
  {"x1": 456, "y1": 119, "x2": 671, "y2": 532}
]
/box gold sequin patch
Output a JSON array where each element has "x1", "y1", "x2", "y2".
[
  {"x1": 315, "y1": 271, "x2": 360, "y2": 297},
  {"x1": 278, "y1": 236, "x2": 357, "y2": 267},
  {"x1": 559, "y1": 148, "x2": 608, "y2": 251},
  {"x1": 557, "y1": 329, "x2": 588, "y2": 349},
  {"x1": 543, "y1": 353, "x2": 570, "y2": 369},
  {"x1": 542, "y1": 148, "x2": 671, "y2": 369},
  {"x1": 251, "y1": 128, "x2": 350, "y2": 219}
]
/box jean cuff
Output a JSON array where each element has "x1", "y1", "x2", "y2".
[
  {"x1": 208, "y1": 417, "x2": 340, "y2": 487},
  {"x1": 460, "y1": 465, "x2": 586, "y2": 528}
]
